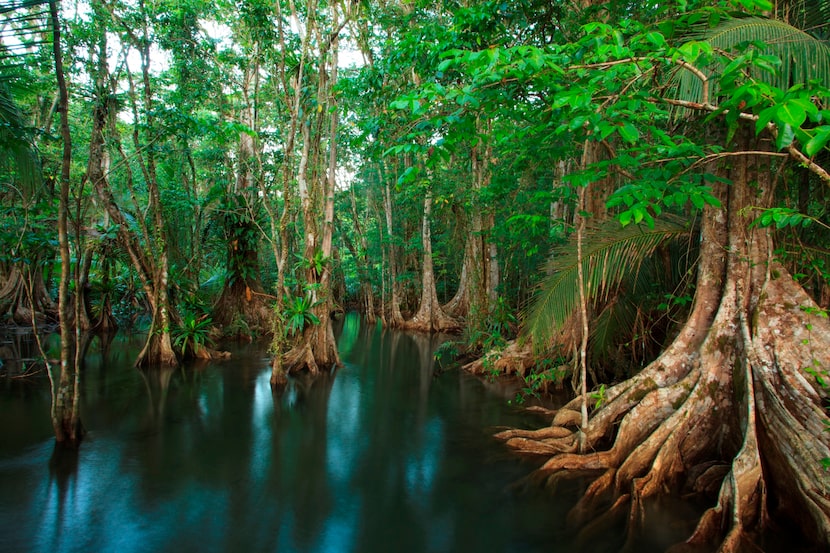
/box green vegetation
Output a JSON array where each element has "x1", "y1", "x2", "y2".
[
  {"x1": 1, "y1": 0, "x2": 830, "y2": 549},
  {"x1": 172, "y1": 312, "x2": 214, "y2": 356}
]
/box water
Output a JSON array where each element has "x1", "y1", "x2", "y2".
[{"x1": 0, "y1": 315, "x2": 585, "y2": 553}]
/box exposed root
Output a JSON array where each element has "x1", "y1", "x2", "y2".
[
  {"x1": 504, "y1": 436, "x2": 578, "y2": 456},
  {"x1": 494, "y1": 426, "x2": 574, "y2": 441},
  {"x1": 284, "y1": 342, "x2": 321, "y2": 376},
  {"x1": 523, "y1": 405, "x2": 558, "y2": 418},
  {"x1": 495, "y1": 274, "x2": 830, "y2": 551},
  {"x1": 402, "y1": 310, "x2": 462, "y2": 333},
  {"x1": 192, "y1": 344, "x2": 231, "y2": 361},
  {"x1": 463, "y1": 339, "x2": 536, "y2": 376}
]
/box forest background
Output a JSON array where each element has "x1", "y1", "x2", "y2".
[{"x1": 2, "y1": 0, "x2": 830, "y2": 551}]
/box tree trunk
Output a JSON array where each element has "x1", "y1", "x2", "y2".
[
  {"x1": 443, "y1": 236, "x2": 473, "y2": 318},
  {"x1": 404, "y1": 190, "x2": 460, "y2": 333},
  {"x1": 270, "y1": 0, "x2": 313, "y2": 387},
  {"x1": 49, "y1": 0, "x2": 82, "y2": 447},
  {"x1": 213, "y1": 61, "x2": 272, "y2": 337},
  {"x1": 92, "y1": 254, "x2": 118, "y2": 334},
  {"x1": 73, "y1": 245, "x2": 94, "y2": 332},
  {"x1": 0, "y1": 264, "x2": 56, "y2": 324},
  {"x1": 499, "y1": 130, "x2": 830, "y2": 551},
  {"x1": 283, "y1": 1, "x2": 349, "y2": 374},
  {"x1": 347, "y1": 183, "x2": 376, "y2": 322},
  {"x1": 444, "y1": 119, "x2": 499, "y2": 330},
  {"x1": 382, "y1": 163, "x2": 405, "y2": 327}
]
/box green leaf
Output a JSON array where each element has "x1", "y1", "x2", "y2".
[
  {"x1": 776, "y1": 123, "x2": 796, "y2": 150},
  {"x1": 645, "y1": 32, "x2": 667, "y2": 48},
  {"x1": 776, "y1": 101, "x2": 807, "y2": 128},
  {"x1": 755, "y1": 106, "x2": 778, "y2": 134},
  {"x1": 804, "y1": 126, "x2": 830, "y2": 156},
  {"x1": 618, "y1": 122, "x2": 640, "y2": 144}
]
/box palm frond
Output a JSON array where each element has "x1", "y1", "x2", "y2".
[
  {"x1": 788, "y1": 0, "x2": 830, "y2": 40},
  {"x1": 0, "y1": 81, "x2": 42, "y2": 199},
  {"x1": 523, "y1": 216, "x2": 692, "y2": 349},
  {"x1": 673, "y1": 16, "x2": 830, "y2": 107},
  {"x1": 591, "y1": 295, "x2": 637, "y2": 358}
]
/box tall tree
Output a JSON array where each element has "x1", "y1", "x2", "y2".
[
  {"x1": 211, "y1": 0, "x2": 274, "y2": 337},
  {"x1": 429, "y1": 3, "x2": 830, "y2": 549},
  {"x1": 277, "y1": 0, "x2": 357, "y2": 375},
  {"x1": 49, "y1": 0, "x2": 82, "y2": 446}
]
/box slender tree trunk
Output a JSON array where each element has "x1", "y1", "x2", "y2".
[
  {"x1": 138, "y1": 18, "x2": 177, "y2": 367},
  {"x1": 49, "y1": 0, "x2": 82, "y2": 447},
  {"x1": 214, "y1": 58, "x2": 272, "y2": 336},
  {"x1": 270, "y1": 0, "x2": 313, "y2": 386},
  {"x1": 74, "y1": 245, "x2": 94, "y2": 331},
  {"x1": 382, "y1": 162, "x2": 405, "y2": 327},
  {"x1": 442, "y1": 235, "x2": 472, "y2": 318},
  {"x1": 346, "y1": 186, "x2": 376, "y2": 322},
  {"x1": 287, "y1": 4, "x2": 344, "y2": 373},
  {"x1": 444, "y1": 118, "x2": 499, "y2": 331}
]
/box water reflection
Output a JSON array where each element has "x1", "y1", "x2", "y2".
[{"x1": 1, "y1": 316, "x2": 578, "y2": 553}]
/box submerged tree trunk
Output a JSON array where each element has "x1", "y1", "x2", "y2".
[
  {"x1": 498, "y1": 132, "x2": 830, "y2": 551},
  {"x1": 50, "y1": 0, "x2": 82, "y2": 446}
]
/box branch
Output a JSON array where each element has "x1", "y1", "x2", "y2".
[{"x1": 661, "y1": 98, "x2": 830, "y2": 184}]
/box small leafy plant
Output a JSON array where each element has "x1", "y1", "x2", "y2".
[
  {"x1": 172, "y1": 312, "x2": 214, "y2": 356},
  {"x1": 283, "y1": 294, "x2": 320, "y2": 336},
  {"x1": 433, "y1": 340, "x2": 461, "y2": 370}
]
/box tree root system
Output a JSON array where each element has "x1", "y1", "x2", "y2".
[{"x1": 496, "y1": 274, "x2": 830, "y2": 552}]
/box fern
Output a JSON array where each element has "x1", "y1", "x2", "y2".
[{"x1": 0, "y1": 81, "x2": 42, "y2": 199}]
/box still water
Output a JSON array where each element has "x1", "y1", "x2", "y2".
[{"x1": 0, "y1": 315, "x2": 589, "y2": 553}]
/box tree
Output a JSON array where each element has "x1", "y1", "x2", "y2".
[
  {"x1": 283, "y1": 0, "x2": 342, "y2": 373},
  {"x1": 416, "y1": 2, "x2": 830, "y2": 550},
  {"x1": 0, "y1": 1, "x2": 57, "y2": 326},
  {"x1": 211, "y1": 0, "x2": 274, "y2": 338},
  {"x1": 49, "y1": 0, "x2": 82, "y2": 446}
]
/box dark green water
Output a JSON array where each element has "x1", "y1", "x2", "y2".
[{"x1": 1, "y1": 315, "x2": 591, "y2": 553}]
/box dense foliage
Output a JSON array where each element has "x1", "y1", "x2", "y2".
[{"x1": 2, "y1": 0, "x2": 830, "y2": 549}]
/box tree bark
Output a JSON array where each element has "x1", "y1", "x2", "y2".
[
  {"x1": 497, "y1": 130, "x2": 830, "y2": 551},
  {"x1": 49, "y1": 0, "x2": 82, "y2": 447},
  {"x1": 403, "y1": 189, "x2": 460, "y2": 333},
  {"x1": 382, "y1": 161, "x2": 405, "y2": 327},
  {"x1": 213, "y1": 58, "x2": 272, "y2": 337}
]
